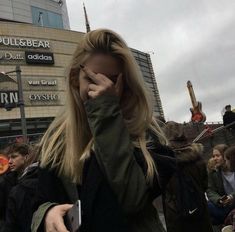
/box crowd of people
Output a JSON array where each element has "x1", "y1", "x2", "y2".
[
  {"x1": 0, "y1": 29, "x2": 235, "y2": 232},
  {"x1": 207, "y1": 144, "x2": 235, "y2": 232}
]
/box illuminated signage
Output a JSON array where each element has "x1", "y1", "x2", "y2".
[
  {"x1": 25, "y1": 51, "x2": 54, "y2": 64},
  {"x1": 0, "y1": 91, "x2": 18, "y2": 107},
  {"x1": 27, "y1": 80, "x2": 57, "y2": 86},
  {"x1": 0, "y1": 37, "x2": 50, "y2": 49},
  {"x1": 0, "y1": 52, "x2": 24, "y2": 61},
  {"x1": 29, "y1": 94, "x2": 58, "y2": 101}
]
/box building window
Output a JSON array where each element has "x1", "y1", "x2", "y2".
[{"x1": 31, "y1": 6, "x2": 63, "y2": 29}]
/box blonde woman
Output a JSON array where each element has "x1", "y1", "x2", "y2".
[{"x1": 31, "y1": 29, "x2": 168, "y2": 232}]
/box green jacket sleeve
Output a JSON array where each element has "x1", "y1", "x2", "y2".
[
  {"x1": 84, "y1": 95, "x2": 154, "y2": 215},
  {"x1": 31, "y1": 202, "x2": 57, "y2": 232},
  {"x1": 206, "y1": 171, "x2": 223, "y2": 205}
]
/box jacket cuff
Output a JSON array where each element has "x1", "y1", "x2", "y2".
[
  {"x1": 84, "y1": 95, "x2": 119, "y2": 116},
  {"x1": 31, "y1": 202, "x2": 57, "y2": 232}
]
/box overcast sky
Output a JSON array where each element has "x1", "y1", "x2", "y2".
[{"x1": 66, "y1": 0, "x2": 235, "y2": 123}]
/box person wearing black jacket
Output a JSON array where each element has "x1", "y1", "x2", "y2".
[
  {"x1": 0, "y1": 143, "x2": 29, "y2": 224},
  {"x1": 0, "y1": 143, "x2": 39, "y2": 232},
  {"x1": 223, "y1": 105, "x2": 235, "y2": 129},
  {"x1": 0, "y1": 171, "x2": 18, "y2": 227},
  {"x1": 5, "y1": 162, "x2": 39, "y2": 232},
  {"x1": 162, "y1": 121, "x2": 213, "y2": 232}
]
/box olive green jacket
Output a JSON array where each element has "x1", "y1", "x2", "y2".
[
  {"x1": 31, "y1": 95, "x2": 165, "y2": 232},
  {"x1": 207, "y1": 169, "x2": 235, "y2": 206}
]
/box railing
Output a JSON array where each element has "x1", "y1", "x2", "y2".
[
  {"x1": 0, "y1": 132, "x2": 43, "y2": 140},
  {"x1": 205, "y1": 121, "x2": 223, "y2": 125}
]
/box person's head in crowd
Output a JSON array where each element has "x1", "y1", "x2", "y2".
[
  {"x1": 212, "y1": 144, "x2": 229, "y2": 169},
  {"x1": 7, "y1": 143, "x2": 29, "y2": 174},
  {"x1": 39, "y1": 28, "x2": 167, "y2": 184},
  {"x1": 225, "y1": 105, "x2": 232, "y2": 112},
  {"x1": 224, "y1": 146, "x2": 235, "y2": 172}
]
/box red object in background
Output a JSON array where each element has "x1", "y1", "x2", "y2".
[
  {"x1": 187, "y1": 81, "x2": 206, "y2": 123},
  {"x1": 0, "y1": 154, "x2": 9, "y2": 175}
]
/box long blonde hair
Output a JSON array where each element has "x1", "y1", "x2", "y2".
[{"x1": 40, "y1": 29, "x2": 167, "y2": 183}]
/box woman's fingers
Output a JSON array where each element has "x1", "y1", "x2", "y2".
[
  {"x1": 88, "y1": 83, "x2": 100, "y2": 91},
  {"x1": 88, "y1": 90, "x2": 99, "y2": 99},
  {"x1": 54, "y1": 218, "x2": 70, "y2": 232},
  {"x1": 81, "y1": 66, "x2": 102, "y2": 85},
  {"x1": 45, "y1": 204, "x2": 73, "y2": 232},
  {"x1": 88, "y1": 84, "x2": 102, "y2": 99},
  {"x1": 81, "y1": 65, "x2": 113, "y2": 85},
  {"x1": 81, "y1": 65, "x2": 123, "y2": 98}
]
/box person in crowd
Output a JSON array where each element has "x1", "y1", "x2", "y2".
[
  {"x1": 3, "y1": 144, "x2": 40, "y2": 232},
  {"x1": 0, "y1": 143, "x2": 29, "y2": 224},
  {"x1": 207, "y1": 144, "x2": 235, "y2": 225},
  {"x1": 223, "y1": 105, "x2": 235, "y2": 130},
  {"x1": 31, "y1": 29, "x2": 172, "y2": 232},
  {"x1": 221, "y1": 145, "x2": 235, "y2": 232},
  {"x1": 162, "y1": 121, "x2": 213, "y2": 232}
]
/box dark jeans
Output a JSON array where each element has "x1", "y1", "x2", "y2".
[{"x1": 208, "y1": 201, "x2": 234, "y2": 225}]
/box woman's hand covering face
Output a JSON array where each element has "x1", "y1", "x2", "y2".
[
  {"x1": 78, "y1": 54, "x2": 123, "y2": 101},
  {"x1": 81, "y1": 65, "x2": 123, "y2": 99}
]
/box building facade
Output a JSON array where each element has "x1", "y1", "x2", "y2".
[
  {"x1": 131, "y1": 48, "x2": 164, "y2": 118},
  {"x1": 0, "y1": 0, "x2": 69, "y2": 29},
  {"x1": 0, "y1": 21, "x2": 81, "y2": 144}
]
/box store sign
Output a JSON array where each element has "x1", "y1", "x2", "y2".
[
  {"x1": 0, "y1": 52, "x2": 24, "y2": 61},
  {"x1": 27, "y1": 80, "x2": 57, "y2": 86},
  {"x1": 0, "y1": 37, "x2": 50, "y2": 49},
  {"x1": 29, "y1": 94, "x2": 58, "y2": 101},
  {"x1": 0, "y1": 91, "x2": 18, "y2": 107},
  {"x1": 25, "y1": 51, "x2": 54, "y2": 64}
]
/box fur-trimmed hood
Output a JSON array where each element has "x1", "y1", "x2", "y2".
[
  {"x1": 174, "y1": 143, "x2": 204, "y2": 163},
  {"x1": 163, "y1": 121, "x2": 204, "y2": 163}
]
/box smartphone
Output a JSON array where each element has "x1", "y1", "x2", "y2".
[{"x1": 65, "y1": 200, "x2": 81, "y2": 232}]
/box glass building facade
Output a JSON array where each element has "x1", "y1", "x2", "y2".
[
  {"x1": 131, "y1": 48, "x2": 164, "y2": 118},
  {"x1": 31, "y1": 6, "x2": 64, "y2": 29},
  {"x1": 0, "y1": 0, "x2": 69, "y2": 29}
]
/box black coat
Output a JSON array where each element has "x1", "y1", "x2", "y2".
[
  {"x1": 0, "y1": 171, "x2": 18, "y2": 222},
  {"x1": 223, "y1": 111, "x2": 235, "y2": 129},
  {"x1": 4, "y1": 164, "x2": 39, "y2": 232},
  {"x1": 36, "y1": 154, "x2": 138, "y2": 232},
  {"x1": 162, "y1": 145, "x2": 213, "y2": 232},
  {"x1": 35, "y1": 148, "x2": 170, "y2": 232}
]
